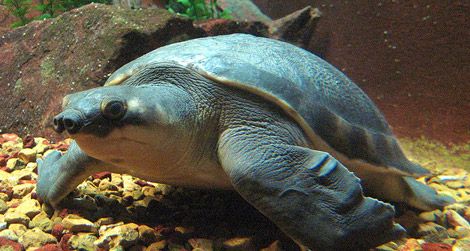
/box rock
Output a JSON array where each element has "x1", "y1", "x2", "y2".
[
  {"x1": 0, "y1": 4, "x2": 203, "y2": 139},
  {"x1": 0, "y1": 222, "x2": 6, "y2": 231},
  {"x1": 421, "y1": 242, "x2": 452, "y2": 251},
  {"x1": 138, "y1": 225, "x2": 157, "y2": 244},
  {"x1": 415, "y1": 222, "x2": 449, "y2": 242},
  {"x1": 4, "y1": 211, "x2": 30, "y2": 226},
  {"x1": 62, "y1": 214, "x2": 97, "y2": 233},
  {"x1": 269, "y1": 6, "x2": 320, "y2": 48},
  {"x1": 223, "y1": 237, "x2": 255, "y2": 250},
  {"x1": 0, "y1": 199, "x2": 7, "y2": 213},
  {"x1": 34, "y1": 244, "x2": 63, "y2": 251},
  {"x1": 419, "y1": 210, "x2": 443, "y2": 222},
  {"x1": 30, "y1": 212, "x2": 54, "y2": 232},
  {"x1": 453, "y1": 237, "x2": 470, "y2": 251},
  {"x1": 260, "y1": 240, "x2": 283, "y2": 251},
  {"x1": 18, "y1": 227, "x2": 57, "y2": 249},
  {"x1": 0, "y1": 236, "x2": 23, "y2": 251},
  {"x1": 6, "y1": 158, "x2": 26, "y2": 171},
  {"x1": 0, "y1": 229, "x2": 19, "y2": 241},
  {"x1": 22, "y1": 135, "x2": 36, "y2": 149},
  {"x1": 145, "y1": 240, "x2": 166, "y2": 251},
  {"x1": 217, "y1": 0, "x2": 272, "y2": 22},
  {"x1": 455, "y1": 226, "x2": 470, "y2": 238},
  {"x1": 18, "y1": 149, "x2": 36, "y2": 163},
  {"x1": 15, "y1": 199, "x2": 41, "y2": 218},
  {"x1": 400, "y1": 238, "x2": 422, "y2": 251},
  {"x1": 51, "y1": 223, "x2": 65, "y2": 240},
  {"x1": 68, "y1": 233, "x2": 98, "y2": 251},
  {"x1": 8, "y1": 224, "x2": 27, "y2": 238},
  {"x1": 446, "y1": 210, "x2": 470, "y2": 228},
  {"x1": 11, "y1": 183, "x2": 35, "y2": 198},
  {"x1": 95, "y1": 223, "x2": 139, "y2": 249},
  {"x1": 189, "y1": 238, "x2": 214, "y2": 251},
  {"x1": 96, "y1": 217, "x2": 114, "y2": 226}
]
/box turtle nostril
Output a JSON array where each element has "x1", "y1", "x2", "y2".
[
  {"x1": 63, "y1": 118, "x2": 74, "y2": 129},
  {"x1": 52, "y1": 116, "x2": 65, "y2": 133},
  {"x1": 62, "y1": 115, "x2": 82, "y2": 134}
]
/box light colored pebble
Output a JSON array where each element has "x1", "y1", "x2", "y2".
[
  {"x1": 95, "y1": 223, "x2": 139, "y2": 248},
  {"x1": 0, "y1": 229, "x2": 19, "y2": 241},
  {"x1": 0, "y1": 199, "x2": 8, "y2": 214},
  {"x1": 29, "y1": 211, "x2": 53, "y2": 232},
  {"x1": 0, "y1": 193, "x2": 9, "y2": 201},
  {"x1": 62, "y1": 214, "x2": 97, "y2": 233},
  {"x1": 189, "y1": 238, "x2": 214, "y2": 251},
  {"x1": 18, "y1": 227, "x2": 57, "y2": 249},
  {"x1": 18, "y1": 148, "x2": 37, "y2": 163},
  {"x1": 15, "y1": 199, "x2": 41, "y2": 219},
  {"x1": 6, "y1": 158, "x2": 26, "y2": 171},
  {"x1": 12, "y1": 183, "x2": 35, "y2": 198},
  {"x1": 4, "y1": 211, "x2": 30, "y2": 226},
  {"x1": 0, "y1": 222, "x2": 7, "y2": 231},
  {"x1": 446, "y1": 209, "x2": 470, "y2": 228},
  {"x1": 68, "y1": 233, "x2": 99, "y2": 251},
  {"x1": 9, "y1": 223, "x2": 27, "y2": 237},
  {"x1": 145, "y1": 240, "x2": 166, "y2": 251},
  {"x1": 419, "y1": 210, "x2": 442, "y2": 222},
  {"x1": 453, "y1": 237, "x2": 470, "y2": 251},
  {"x1": 223, "y1": 237, "x2": 255, "y2": 250},
  {"x1": 96, "y1": 217, "x2": 114, "y2": 226}
]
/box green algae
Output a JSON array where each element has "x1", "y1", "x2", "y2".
[
  {"x1": 40, "y1": 57, "x2": 55, "y2": 85},
  {"x1": 14, "y1": 79, "x2": 24, "y2": 94},
  {"x1": 399, "y1": 137, "x2": 470, "y2": 172}
]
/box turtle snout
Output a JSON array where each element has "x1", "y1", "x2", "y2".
[{"x1": 53, "y1": 110, "x2": 84, "y2": 134}]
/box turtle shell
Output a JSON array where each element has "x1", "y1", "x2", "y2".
[{"x1": 105, "y1": 34, "x2": 427, "y2": 175}]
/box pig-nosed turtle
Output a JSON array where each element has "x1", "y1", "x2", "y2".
[{"x1": 37, "y1": 34, "x2": 453, "y2": 250}]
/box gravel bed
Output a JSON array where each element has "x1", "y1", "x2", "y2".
[{"x1": 0, "y1": 133, "x2": 468, "y2": 251}]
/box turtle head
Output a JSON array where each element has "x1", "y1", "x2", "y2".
[{"x1": 52, "y1": 86, "x2": 148, "y2": 137}]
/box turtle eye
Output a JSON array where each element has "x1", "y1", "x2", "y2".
[{"x1": 101, "y1": 99, "x2": 127, "y2": 120}]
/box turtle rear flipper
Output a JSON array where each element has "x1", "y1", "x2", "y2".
[
  {"x1": 218, "y1": 127, "x2": 405, "y2": 250},
  {"x1": 356, "y1": 164, "x2": 455, "y2": 211},
  {"x1": 402, "y1": 176, "x2": 455, "y2": 210}
]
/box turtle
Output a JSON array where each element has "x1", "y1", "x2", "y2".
[{"x1": 36, "y1": 34, "x2": 454, "y2": 250}]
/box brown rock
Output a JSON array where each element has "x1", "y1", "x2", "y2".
[
  {"x1": 35, "y1": 244, "x2": 63, "y2": 251},
  {"x1": 421, "y1": 242, "x2": 452, "y2": 251},
  {"x1": 269, "y1": 6, "x2": 320, "y2": 48},
  {"x1": 0, "y1": 236, "x2": 23, "y2": 251},
  {"x1": 0, "y1": 4, "x2": 203, "y2": 140},
  {"x1": 260, "y1": 240, "x2": 283, "y2": 251}
]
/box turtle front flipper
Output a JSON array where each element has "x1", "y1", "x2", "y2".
[
  {"x1": 37, "y1": 141, "x2": 106, "y2": 208},
  {"x1": 218, "y1": 128, "x2": 405, "y2": 251}
]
